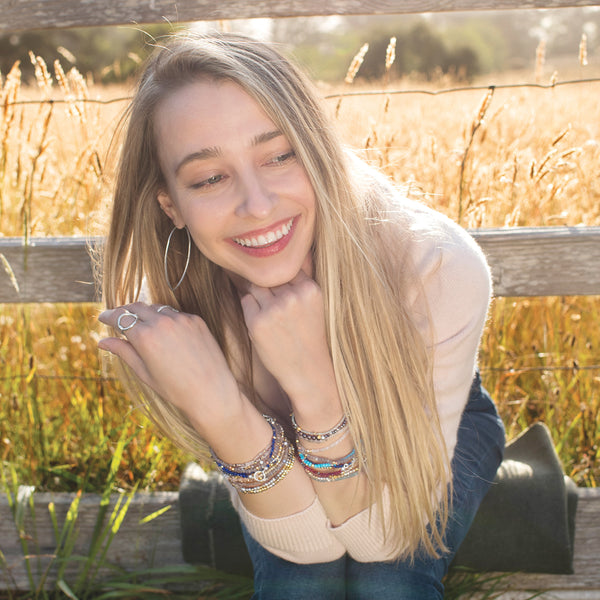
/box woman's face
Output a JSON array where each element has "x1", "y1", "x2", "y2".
[{"x1": 155, "y1": 79, "x2": 317, "y2": 289}]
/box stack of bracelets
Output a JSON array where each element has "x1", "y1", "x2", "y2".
[
  {"x1": 292, "y1": 413, "x2": 359, "y2": 482},
  {"x1": 210, "y1": 415, "x2": 295, "y2": 494}
]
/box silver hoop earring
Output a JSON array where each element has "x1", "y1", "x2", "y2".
[{"x1": 164, "y1": 226, "x2": 191, "y2": 293}]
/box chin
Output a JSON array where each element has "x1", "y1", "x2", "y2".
[{"x1": 245, "y1": 267, "x2": 301, "y2": 288}]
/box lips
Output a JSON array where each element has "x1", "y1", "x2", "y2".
[
  {"x1": 232, "y1": 217, "x2": 294, "y2": 248},
  {"x1": 230, "y1": 216, "x2": 298, "y2": 257}
]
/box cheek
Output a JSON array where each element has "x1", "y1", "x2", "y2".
[
  {"x1": 293, "y1": 170, "x2": 317, "y2": 210},
  {"x1": 183, "y1": 203, "x2": 233, "y2": 256}
]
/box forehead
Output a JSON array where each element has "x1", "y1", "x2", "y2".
[
  {"x1": 153, "y1": 79, "x2": 282, "y2": 172},
  {"x1": 155, "y1": 78, "x2": 272, "y2": 131}
]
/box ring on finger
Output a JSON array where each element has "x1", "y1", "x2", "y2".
[
  {"x1": 117, "y1": 311, "x2": 139, "y2": 332},
  {"x1": 157, "y1": 305, "x2": 179, "y2": 314}
]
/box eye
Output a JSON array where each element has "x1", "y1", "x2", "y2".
[
  {"x1": 268, "y1": 150, "x2": 296, "y2": 165},
  {"x1": 190, "y1": 174, "x2": 225, "y2": 190}
]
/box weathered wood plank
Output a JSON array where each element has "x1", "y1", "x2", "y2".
[
  {"x1": 2, "y1": 0, "x2": 600, "y2": 33},
  {"x1": 1, "y1": 486, "x2": 598, "y2": 592},
  {"x1": 0, "y1": 237, "x2": 100, "y2": 303},
  {"x1": 471, "y1": 226, "x2": 600, "y2": 297},
  {"x1": 1, "y1": 227, "x2": 599, "y2": 303},
  {"x1": 0, "y1": 490, "x2": 182, "y2": 590}
]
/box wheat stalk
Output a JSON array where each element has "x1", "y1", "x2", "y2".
[
  {"x1": 345, "y1": 43, "x2": 369, "y2": 84},
  {"x1": 29, "y1": 52, "x2": 53, "y2": 98},
  {"x1": 458, "y1": 87, "x2": 495, "y2": 224},
  {"x1": 385, "y1": 37, "x2": 397, "y2": 72},
  {"x1": 579, "y1": 33, "x2": 588, "y2": 67},
  {"x1": 535, "y1": 39, "x2": 546, "y2": 84}
]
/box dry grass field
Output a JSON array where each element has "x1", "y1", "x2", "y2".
[{"x1": 0, "y1": 54, "x2": 598, "y2": 491}]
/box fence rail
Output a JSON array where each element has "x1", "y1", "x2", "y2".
[
  {"x1": 3, "y1": 0, "x2": 600, "y2": 33},
  {"x1": 2, "y1": 227, "x2": 599, "y2": 304}
]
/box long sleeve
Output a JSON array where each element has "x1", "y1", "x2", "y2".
[
  {"x1": 228, "y1": 483, "x2": 346, "y2": 564},
  {"x1": 406, "y1": 202, "x2": 492, "y2": 460}
]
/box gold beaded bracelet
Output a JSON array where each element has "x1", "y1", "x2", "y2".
[{"x1": 211, "y1": 415, "x2": 295, "y2": 494}]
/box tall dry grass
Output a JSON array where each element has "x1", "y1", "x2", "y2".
[
  {"x1": 0, "y1": 54, "x2": 124, "y2": 240},
  {"x1": 333, "y1": 73, "x2": 599, "y2": 485},
  {"x1": 1, "y1": 52, "x2": 598, "y2": 490}
]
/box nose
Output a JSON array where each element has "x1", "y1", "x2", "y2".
[{"x1": 234, "y1": 170, "x2": 277, "y2": 219}]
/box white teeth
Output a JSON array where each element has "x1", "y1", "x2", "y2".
[{"x1": 234, "y1": 218, "x2": 293, "y2": 248}]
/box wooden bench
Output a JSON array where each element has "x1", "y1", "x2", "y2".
[{"x1": 1, "y1": 1, "x2": 599, "y2": 598}]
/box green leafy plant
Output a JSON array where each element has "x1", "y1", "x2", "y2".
[{"x1": 0, "y1": 436, "x2": 253, "y2": 600}]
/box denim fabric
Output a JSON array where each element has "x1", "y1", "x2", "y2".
[{"x1": 242, "y1": 374, "x2": 506, "y2": 599}]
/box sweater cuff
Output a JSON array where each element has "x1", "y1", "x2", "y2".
[
  {"x1": 327, "y1": 487, "x2": 401, "y2": 562},
  {"x1": 230, "y1": 488, "x2": 346, "y2": 564}
]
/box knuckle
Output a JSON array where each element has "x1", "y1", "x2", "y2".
[{"x1": 128, "y1": 301, "x2": 147, "y2": 312}]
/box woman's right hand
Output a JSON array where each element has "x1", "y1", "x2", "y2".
[{"x1": 98, "y1": 303, "x2": 244, "y2": 438}]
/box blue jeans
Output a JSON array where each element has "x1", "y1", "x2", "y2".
[{"x1": 242, "y1": 373, "x2": 505, "y2": 599}]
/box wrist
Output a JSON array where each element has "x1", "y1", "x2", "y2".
[{"x1": 205, "y1": 402, "x2": 274, "y2": 466}]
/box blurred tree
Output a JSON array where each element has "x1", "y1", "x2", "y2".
[
  {"x1": 441, "y1": 18, "x2": 508, "y2": 74},
  {"x1": 356, "y1": 20, "x2": 482, "y2": 81},
  {"x1": 0, "y1": 24, "x2": 175, "y2": 83},
  {"x1": 270, "y1": 16, "x2": 362, "y2": 81}
]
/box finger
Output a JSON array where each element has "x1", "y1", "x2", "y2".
[
  {"x1": 240, "y1": 292, "x2": 261, "y2": 325},
  {"x1": 288, "y1": 267, "x2": 312, "y2": 286},
  {"x1": 99, "y1": 303, "x2": 160, "y2": 334},
  {"x1": 154, "y1": 304, "x2": 179, "y2": 315},
  {"x1": 97, "y1": 337, "x2": 156, "y2": 389},
  {"x1": 99, "y1": 307, "x2": 137, "y2": 331},
  {"x1": 245, "y1": 283, "x2": 275, "y2": 308},
  {"x1": 267, "y1": 269, "x2": 313, "y2": 297}
]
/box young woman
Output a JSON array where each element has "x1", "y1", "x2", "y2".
[{"x1": 98, "y1": 32, "x2": 505, "y2": 599}]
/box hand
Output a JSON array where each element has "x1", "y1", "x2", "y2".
[
  {"x1": 240, "y1": 271, "x2": 342, "y2": 418},
  {"x1": 98, "y1": 303, "x2": 244, "y2": 436}
]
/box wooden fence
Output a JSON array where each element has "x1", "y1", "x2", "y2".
[
  {"x1": 1, "y1": 1, "x2": 600, "y2": 598},
  {"x1": 2, "y1": 227, "x2": 600, "y2": 303},
  {"x1": 3, "y1": 0, "x2": 600, "y2": 33}
]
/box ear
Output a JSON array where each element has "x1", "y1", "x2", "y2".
[{"x1": 157, "y1": 190, "x2": 185, "y2": 229}]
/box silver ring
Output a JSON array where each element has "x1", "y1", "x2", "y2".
[
  {"x1": 157, "y1": 305, "x2": 179, "y2": 313},
  {"x1": 117, "y1": 311, "x2": 139, "y2": 332}
]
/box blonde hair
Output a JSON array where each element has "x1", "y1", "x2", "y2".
[{"x1": 102, "y1": 32, "x2": 450, "y2": 560}]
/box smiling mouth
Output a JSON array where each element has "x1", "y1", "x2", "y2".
[{"x1": 232, "y1": 217, "x2": 294, "y2": 248}]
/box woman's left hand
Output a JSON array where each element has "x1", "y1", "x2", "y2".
[{"x1": 240, "y1": 270, "x2": 341, "y2": 415}]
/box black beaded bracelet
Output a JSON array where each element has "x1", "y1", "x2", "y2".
[{"x1": 291, "y1": 413, "x2": 348, "y2": 442}]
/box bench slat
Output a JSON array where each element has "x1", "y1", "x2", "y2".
[
  {"x1": 1, "y1": 227, "x2": 599, "y2": 303},
  {"x1": 1, "y1": 488, "x2": 598, "y2": 592}
]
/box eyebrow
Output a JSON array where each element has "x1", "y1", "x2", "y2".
[{"x1": 174, "y1": 129, "x2": 284, "y2": 176}]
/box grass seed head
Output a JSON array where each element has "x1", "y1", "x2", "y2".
[
  {"x1": 29, "y1": 52, "x2": 53, "y2": 98},
  {"x1": 535, "y1": 39, "x2": 546, "y2": 83},
  {"x1": 345, "y1": 43, "x2": 369, "y2": 84},
  {"x1": 579, "y1": 33, "x2": 588, "y2": 67},
  {"x1": 385, "y1": 37, "x2": 397, "y2": 72}
]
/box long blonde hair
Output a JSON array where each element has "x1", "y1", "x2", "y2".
[{"x1": 102, "y1": 32, "x2": 450, "y2": 560}]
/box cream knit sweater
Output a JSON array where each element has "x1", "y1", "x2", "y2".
[{"x1": 229, "y1": 199, "x2": 492, "y2": 564}]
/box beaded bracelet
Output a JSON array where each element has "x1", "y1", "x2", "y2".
[
  {"x1": 296, "y1": 428, "x2": 351, "y2": 455},
  {"x1": 297, "y1": 448, "x2": 359, "y2": 482},
  {"x1": 291, "y1": 413, "x2": 348, "y2": 442},
  {"x1": 211, "y1": 415, "x2": 295, "y2": 494},
  {"x1": 234, "y1": 442, "x2": 295, "y2": 494},
  {"x1": 210, "y1": 415, "x2": 278, "y2": 477},
  {"x1": 223, "y1": 437, "x2": 287, "y2": 485}
]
